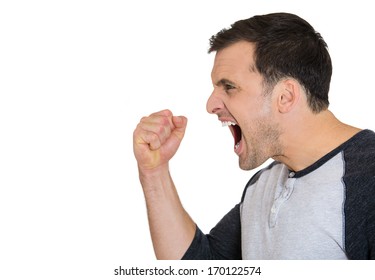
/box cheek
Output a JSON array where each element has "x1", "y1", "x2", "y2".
[
  {"x1": 240, "y1": 107, "x2": 275, "y2": 141},
  {"x1": 236, "y1": 99, "x2": 269, "y2": 123},
  {"x1": 229, "y1": 94, "x2": 274, "y2": 131}
]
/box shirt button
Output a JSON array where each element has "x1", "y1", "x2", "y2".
[{"x1": 289, "y1": 172, "x2": 295, "y2": 178}]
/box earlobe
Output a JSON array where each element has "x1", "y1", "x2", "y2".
[{"x1": 277, "y1": 79, "x2": 300, "y2": 114}]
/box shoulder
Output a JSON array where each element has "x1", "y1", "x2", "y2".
[
  {"x1": 342, "y1": 129, "x2": 375, "y2": 176},
  {"x1": 343, "y1": 129, "x2": 375, "y2": 154}
]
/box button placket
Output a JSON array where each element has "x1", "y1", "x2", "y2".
[{"x1": 269, "y1": 178, "x2": 296, "y2": 228}]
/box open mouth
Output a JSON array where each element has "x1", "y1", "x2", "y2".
[{"x1": 222, "y1": 121, "x2": 242, "y2": 151}]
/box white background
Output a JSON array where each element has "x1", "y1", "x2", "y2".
[{"x1": 1, "y1": 0, "x2": 374, "y2": 279}]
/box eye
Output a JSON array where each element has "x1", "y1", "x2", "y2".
[
  {"x1": 215, "y1": 79, "x2": 237, "y2": 94},
  {"x1": 224, "y1": 83, "x2": 236, "y2": 92}
]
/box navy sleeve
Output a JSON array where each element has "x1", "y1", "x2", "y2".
[
  {"x1": 181, "y1": 203, "x2": 242, "y2": 260},
  {"x1": 368, "y1": 210, "x2": 375, "y2": 259},
  {"x1": 343, "y1": 130, "x2": 375, "y2": 259}
]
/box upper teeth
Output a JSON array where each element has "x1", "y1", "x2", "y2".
[{"x1": 222, "y1": 121, "x2": 236, "y2": 127}]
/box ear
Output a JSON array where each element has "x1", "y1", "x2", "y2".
[{"x1": 276, "y1": 79, "x2": 301, "y2": 114}]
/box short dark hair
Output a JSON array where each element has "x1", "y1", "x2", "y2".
[{"x1": 209, "y1": 12, "x2": 332, "y2": 113}]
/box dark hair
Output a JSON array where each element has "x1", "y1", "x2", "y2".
[{"x1": 209, "y1": 12, "x2": 332, "y2": 113}]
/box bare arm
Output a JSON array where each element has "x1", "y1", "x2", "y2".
[{"x1": 133, "y1": 109, "x2": 196, "y2": 259}]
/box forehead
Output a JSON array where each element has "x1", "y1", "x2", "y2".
[{"x1": 211, "y1": 41, "x2": 256, "y2": 82}]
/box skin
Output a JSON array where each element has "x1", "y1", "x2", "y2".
[
  {"x1": 207, "y1": 41, "x2": 361, "y2": 171},
  {"x1": 133, "y1": 40, "x2": 361, "y2": 259},
  {"x1": 133, "y1": 110, "x2": 195, "y2": 259},
  {"x1": 208, "y1": 41, "x2": 283, "y2": 170}
]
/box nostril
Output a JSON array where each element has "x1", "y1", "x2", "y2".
[
  {"x1": 206, "y1": 93, "x2": 223, "y2": 114},
  {"x1": 206, "y1": 99, "x2": 214, "y2": 114}
]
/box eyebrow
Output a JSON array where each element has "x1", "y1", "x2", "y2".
[{"x1": 215, "y1": 78, "x2": 237, "y2": 87}]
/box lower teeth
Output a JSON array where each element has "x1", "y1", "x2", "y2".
[{"x1": 235, "y1": 142, "x2": 240, "y2": 150}]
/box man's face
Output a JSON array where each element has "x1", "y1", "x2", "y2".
[{"x1": 207, "y1": 41, "x2": 282, "y2": 170}]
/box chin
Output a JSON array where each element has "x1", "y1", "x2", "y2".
[
  {"x1": 238, "y1": 160, "x2": 257, "y2": 171},
  {"x1": 239, "y1": 155, "x2": 268, "y2": 171}
]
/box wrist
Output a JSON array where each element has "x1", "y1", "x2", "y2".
[{"x1": 138, "y1": 163, "x2": 171, "y2": 191}]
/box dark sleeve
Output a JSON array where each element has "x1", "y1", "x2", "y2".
[
  {"x1": 343, "y1": 130, "x2": 375, "y2": 259},
  {"x1": 181, "y1": 203, "x2": 242, "y2": 260},
  {"x1": 368, "y1": 210, "x2": 375, "y2": 259}
]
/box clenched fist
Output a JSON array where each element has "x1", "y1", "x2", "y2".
[{"x1": 133, "y1": 109, "x2": 188, "y2": 171}]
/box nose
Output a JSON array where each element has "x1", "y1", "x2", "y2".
[{"x1": 206, "y1": 89, "x2": 224, "y2": 114}]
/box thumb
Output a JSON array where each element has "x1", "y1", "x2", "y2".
[{"x1": 172, "y1": 116, "x2": 188, "y2": 139}]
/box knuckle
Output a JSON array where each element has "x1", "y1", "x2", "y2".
[
  {"x1": 133, "y1": 125, "x2": 141, "y2": 137},
  {"x1": 163, "y1": 109, "x2": 172, "y2": 116},
  {"x1": 156, "y1": 125, "x2": 165, "y2": 135},
  {"x1": 159, "y1": 116, "x2": 172, "y2": 129},
  {"x1": 140, "y1": 116, "x2": 148, "y2": 123}
]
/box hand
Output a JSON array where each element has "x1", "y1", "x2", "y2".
[{"x1": 133, "y1": 109, "x2": 188, "y2": 171}]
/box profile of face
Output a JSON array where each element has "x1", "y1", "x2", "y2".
[{"x1": 206, "y1": 41, "x2": 283, "y2": 170}]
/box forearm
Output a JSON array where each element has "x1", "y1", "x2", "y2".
[{"x1": 139, "y1": 165, "x2": 196, "y2": 260}]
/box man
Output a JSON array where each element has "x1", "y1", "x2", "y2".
[{"x1": 133, "y1": 13, "x2": 375, "y2": 259}]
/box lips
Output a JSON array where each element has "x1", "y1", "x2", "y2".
[{"x1": 221, "y1": 121, "x2": 242, "y2": 152}]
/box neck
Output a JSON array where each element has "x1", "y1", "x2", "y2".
[{"x1": 273, "y1": 110, "x2": 361, "y2": 172}]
